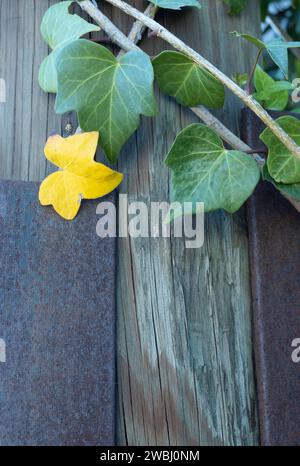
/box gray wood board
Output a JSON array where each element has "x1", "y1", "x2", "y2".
[
  {"x1": 115, "y1": 0, "x2": 260, "y2": 445},
  {"x1": 0, "y1": 0, "x2": 261, "y2": 445}
]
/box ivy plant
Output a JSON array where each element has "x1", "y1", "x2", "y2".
[
  {"x1": 253, "y1": 65, "x2": 294, "y2": 111},
  {"x1": 152, "y1": 51, "x2": 225, "y2": 109},
  {"x1": 55, "y1": 39, "x2": 156, "y2": 163},
  {"x1": 261, "y1": 116, "x2": 300, "y2": 184},
  {"x1": 39, "y1": 1, "x2": 99, "y2": 93},
  {"x1": 165, "y1": 124, "x2": 260, "y2": 213},
  {"x1": 233, "y1": 31, "x2": 300, "y2": 78},
  {"x1": 263, "y1": 165, "x2": 300, "y2": 201},
  {"x1": 38, "y1": 0, "x2": 300, "y2": 219}
]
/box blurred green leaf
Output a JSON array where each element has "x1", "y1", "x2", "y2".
[
  {"x1": 233, "y1": 31, "x2": 300, "y2": 77},
  {"x1": 222, "y1": 0, "x2": 247, "y2": 15},
  {"x1": 253, "y1": 65, "x2": 291, "y2": 110}
]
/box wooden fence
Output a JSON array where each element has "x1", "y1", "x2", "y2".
[{"x1": 0, "y1": 0, "x2": 261, "y2": 445}]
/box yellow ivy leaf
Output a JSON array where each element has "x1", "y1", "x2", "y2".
[{"x1": 39, "y1": 132, "x2": 123, "y2": 220}]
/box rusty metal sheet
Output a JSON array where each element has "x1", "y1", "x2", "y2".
[
  {"x1": 242, "y1": 109, "x2": 300, "y2": 446},
  {"x1": 0, "y1": 180, "x2": 116, "y2": 446}
]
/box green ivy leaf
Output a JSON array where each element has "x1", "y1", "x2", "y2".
[
  {"x1": 222, "y1": 0, "x2": 247, "y2": 15},
  {"x1": 55, "y1": 39, "x2": 157, "y2": 163},
  {"x1": 152, "y1": 51, "x2": 225, "y2": 109},
  {"x1": 232, "y1": 72, "x2": 248, "y2": 88},
  {"x1": 232, "y1": 31, "x2": 265, "y2": 49},
  {"x1": 165, "y1": 124, "x2": 260, "y2": 213},
  {"x1": 266, "y1": 39, "x2": 300, "y2": 79},
  {"x1": 39, "y1": 1, "x2": 99, "y2": 93},
  {"x1": 263, "y1": 165, "x2": 300, "y2": 201},
  {"x1": 232, "y1": 32, "x2": 300, "y2": 78},
  {"x1": 149, "y1": 0, "x2": 201, "y2": 9},
  {"x1": 260, "y1": 116, "x2": 300, "y2": 184},
  {"x1": 253, "y1": 65, "x2": 291, "y2": 111}
]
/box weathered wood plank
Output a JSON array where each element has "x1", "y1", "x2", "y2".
[
  {"x1": 0, "y1": 0, "x2": 80, "y2": 181},
  {"x1": 115, "y1": 0, "x2": 260, "y2": 446},
  {"x1": 0, "y1": 0, "x2": 261, "y2": 446}
]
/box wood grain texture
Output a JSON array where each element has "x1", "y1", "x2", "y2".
[
  {"x1": 0, "y1": 0, "x2": 260, "y2": 446},
  {"x1": 115, "y1": 0, "x2": 260, "y2": 446}
]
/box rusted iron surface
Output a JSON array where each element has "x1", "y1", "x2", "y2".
[
  {"x1": 0, "y1": 180, "x2": 116, "y2": 446},
  {"x1": 242, "y1": 109, "x2": 300, "y2": 446}
]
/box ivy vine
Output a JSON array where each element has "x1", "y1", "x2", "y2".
[{"x1": 38, "y1": 0, "x2": 300, "y2": 220}]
